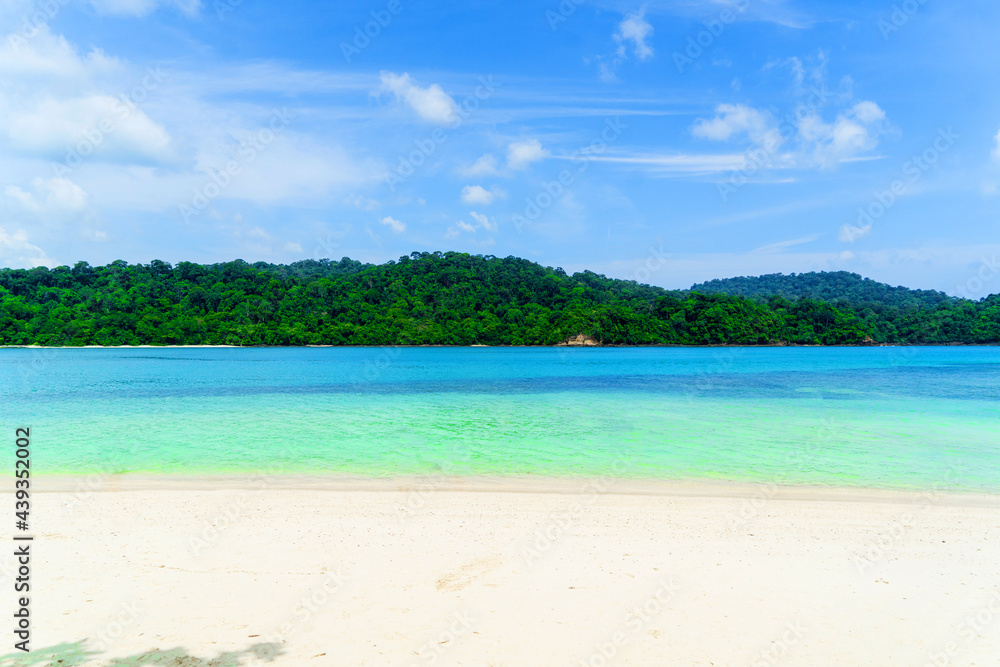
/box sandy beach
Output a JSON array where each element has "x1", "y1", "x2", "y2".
[{"x1": 5, "y1": 477, "x2": 997, "y2": 666}]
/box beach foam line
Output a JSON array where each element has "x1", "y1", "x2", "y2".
[{"x1": 32, "y1": 473, "x2": 1000, "y2": 506}]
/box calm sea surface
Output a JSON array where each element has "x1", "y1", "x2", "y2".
[{"x1": 2, "y1": 347, "x2": 998, "y2": 491}]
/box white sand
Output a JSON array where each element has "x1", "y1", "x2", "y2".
[{"x1": 10, "y1": 476, "x2": 1000, "y2": 666}]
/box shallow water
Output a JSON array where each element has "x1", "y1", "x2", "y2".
[{"x1": 2, "y1": 346, "x2": 998, "y2": 491}]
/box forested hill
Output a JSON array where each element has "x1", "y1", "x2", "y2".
[
  {"x1": 0, "y1": 253, "x2": 998, "y2": 346},
  {"x1": 690, "y1": 271, "x2": 953, "y2": 309}
]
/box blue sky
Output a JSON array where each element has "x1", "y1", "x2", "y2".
[{"x1": 1, "y1": 0, "x2": 998, "y2": 296}]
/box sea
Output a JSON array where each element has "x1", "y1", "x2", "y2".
[{"x1": 2, "y1": 346, "x2": 998, "y2": 492}]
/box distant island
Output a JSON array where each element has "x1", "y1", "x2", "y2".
[{"x1": 1, "y1": 253, "x2": 997, "y2": 346}]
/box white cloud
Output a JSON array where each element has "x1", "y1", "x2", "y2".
[
  {"x1": 579, "y1": 152, "x2": 748, "y2": 174},
  {"x1": 839, "y1": 223, "x2": 872, "y2": 243},
  {"x1": 5, "y1": 94, "x2": 172, "y2": 163},
  {"x1": 798, "y1": 101, "x2": 887, "y2": 167},
  {"x1": 460, "y1": 184, "x2": 506, "y2": 205},
  {"x1": 461, "y1": 153, "x2": 500, "y2": 176},
  {"x1": 6, "y1": 177, "x2": 88, "y2": 213},
  {"x1": 616, "y1": 10, "x2": 654, "y2": 61},
  {"x1": 346, "y1": 193, "x2": 380, "y2": 210},
  {"x1": 692, "y1": 104, "x2": 782, "y2": 150},
  {"x1": 378, "y1": 71, "x2": 457, "y2": 125},
  {"x1": 380, "y1": 215, "x2": 406, "y2": 234},
  {"x1": 991, "y1": 129, "x2": 1000, "y2": 164},
  {"x1": 469, "y1": 210, "x2": 497, "y2": 232},
  {"x1": 0, "y1": 25, "x2": 172, "y2": 165},
  {"x1": 507, "y1": 139, "x2": 549, "y2": 170},
  {"x1": 752, "y1": 233, "x2": 823, "y2": 254},
  {"x1": 446, "y1": 210, "x2": 496, "y2": 238},
  {"x1": 851, "y1": 100, "x2": 885, "y2": 124},
  {"x1": 284, "y1": 241, "x2": 303, "y2": 253},
  {"x1": 88, "y1": 0, "x2": 201, "y2": 17},
  {"x1": 598, "y1": 9, "x2": 655, "y2": 81},
  {"x1": 0, "y1": 227, "x2": 51, "y2": 268},
  {"x1": 691, "y1": 99, "x2": 888, "y2": 170},
  {"x1": 0, "y1": 27, "x2": 120, "y2": 80}
]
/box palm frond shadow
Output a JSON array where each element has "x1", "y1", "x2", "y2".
[{"x1": 0, "y1": 641, "x2": 283, "y2": 666}]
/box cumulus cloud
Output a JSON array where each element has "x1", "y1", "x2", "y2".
[
  {"x1": 692, "y1": 104, "x2": 783, "y2": 150},
  {"x1": 798, "y1": 101, "x2": 887, "y2": 167},
  {"x1": 6, "y1": 177, "x2": 88, "y2": 213},
  {"x1": 692, "y1": 99, "x2": 888, "y2": 169},
  {"x1": 5, "y1": 94, "x2": 172, "y2": 163},
  {"x1": 615, "y1": 10, "x2": 654, "y2": 61},
  {"x1": 380, "y1": 215, "x2": 406, "y2": 234},
  {"x1": 0, "y1": 25, "x2": 172, "y2": 165},
  {"x1": 507, "y1": 139, "x2": 549, "y2": 170},
  {"x1": 0, "y1": 227, "x2": 51, "y2": 268},
  {"x1": 460, "y1": 185, "x2": 505, "y2": 205},
  {"x1": 378, "y1": 71, "x2": 457, "y2": 125},
  {"x1": 597, "y1": 9, "x2": 655, "y2": 81}
]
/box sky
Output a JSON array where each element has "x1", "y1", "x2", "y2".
[{"x1": 1, "y1": 0, "x2": 998, "y2": 296}]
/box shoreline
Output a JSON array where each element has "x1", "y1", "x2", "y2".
[
  {"x1": 2, "y1": 342, "x2": 998, "y2": 349},
  {"x1": 36, "y1": 472, "x2": 1000, "y2": 505}
]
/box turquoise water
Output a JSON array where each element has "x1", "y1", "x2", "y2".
[{"x1": 2, "y1": 346, "x2": 999, "y2": 491}]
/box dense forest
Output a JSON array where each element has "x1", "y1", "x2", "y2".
[
  {"x1": 0, "y1": 253, "x2": 997, "y2": 346},
  {"x1": 691, "y1": 271, "x2": 954, "y2": 309}
]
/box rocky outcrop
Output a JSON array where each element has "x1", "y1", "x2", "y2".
[{"x1": 557, "y1": 334, "x2": 601, "y2": 347}]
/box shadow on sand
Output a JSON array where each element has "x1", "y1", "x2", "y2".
[{"x1": 0, "y1": 641, "x2": 283, "y2": 666}]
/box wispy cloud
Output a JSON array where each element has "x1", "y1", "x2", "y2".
[
  {"x1": 377, "y1": 71, "x2": 458, "y2": 125},
  {"x1": 88, "y1": 0, "x2": 201, "y2": 18},
  {"x1": 751, "y1": 233, "x2": 823, "y2": 254},
  {"x1": 569, "y1": 152, "x2": 747, "y2": 174}
]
